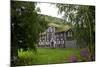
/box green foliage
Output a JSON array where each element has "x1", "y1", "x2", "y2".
[
  {"x1": 17, "y1": 49, "x2": 37, "y2": 65},
  {"x1": 17, "y1": 48, "x2": 85, "y2": 65},
  {"x1": 11, "y1": 1, "x2": 48, "y2": 65},
  {"x1": 11, "y1": 1, "x2": 47, "y2": 51},
  {"x1": 56, "y1": 4, "x2": 95, "y2": 60},
  {"x1": 39, "y1": 14, "x2": 68, "y2": 24}
]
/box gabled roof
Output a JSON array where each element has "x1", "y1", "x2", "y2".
[
  {"x1": 48, "y1": 22, "x2": 71, "y2": 32},
  {"x1": 39, "y1": 22, "x2": 71, "y2": 35}
]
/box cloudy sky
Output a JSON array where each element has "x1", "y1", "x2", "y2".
[{"x1": 36, "y1": 2, "x2": 64, "y2": 18}]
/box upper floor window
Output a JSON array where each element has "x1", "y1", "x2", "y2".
[
  {"x1": 60, "y1": 34, "x2": 63, "y2": 37},
  {"x1": 56, "y1": 34, "x2": 59, "y2": 38},
  {"x1": 47, "y1": 27, "x2": 55, "y2": 33},
  {"x1": 68, "y1": 31, "x2": 73, "y2": 37}
]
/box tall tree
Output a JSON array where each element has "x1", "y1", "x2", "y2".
[
  {"x1": 56, "y1": 4, "x2": 95, "y2": 60},
  {"x1": 11, "y1": 1, "x2": 47, "y2": 65}
]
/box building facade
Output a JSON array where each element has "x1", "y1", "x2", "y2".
[{"x1": 38, "y1": 24, "x2": 77, "y2": 48}]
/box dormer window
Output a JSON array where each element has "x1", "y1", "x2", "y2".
[
  {"x1": 68, "y1": 31, "x2": 72, "y2": 37},
  {"x1": 47, "y1": 26, "x2": 55, "y2": 33},
  {"x1": 47, "y1": 27, "x2": 52, "y2": 32}
]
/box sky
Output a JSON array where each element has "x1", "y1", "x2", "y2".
[{"x1": 36, "y1": 2, "x2": 64, "y2": 18}]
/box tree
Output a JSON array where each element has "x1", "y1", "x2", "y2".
[
  {"x1": 11, "y1": 1, "x2": 47, "y2": 65},
  {"x1": 56, "y1": 4, "x2": 95, "y2": 61}
]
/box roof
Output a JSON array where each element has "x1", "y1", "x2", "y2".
[
  {"x1": 40, "y1": 22, "x2": 71, "y2": 35},
  {"x1": 48, "y1": 22, "x2": 71, "y2": 32}
]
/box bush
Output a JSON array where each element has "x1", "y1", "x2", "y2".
[
  {"x1": 80, "y1": 48, "x2": 91, "y2": 61},
  {"x1": 17, "y1": 50, "x2": 37, "y2": 66}
]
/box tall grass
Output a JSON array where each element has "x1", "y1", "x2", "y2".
[
  {"x1": 17, "y1": 48, "x2": 92, "y2": 66},
  {"x1": 18, "y1": 49, "x2": 38, "y2": 65}
]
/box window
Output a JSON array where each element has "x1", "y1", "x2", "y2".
[
  {"x1": 56, "y1": 34, "x2": 59, "y2": 40},
  {"x1": 48, "y1": 27, "x2": 53, "y2": 32},
  {"x1": 60, "y1": 34, "x2": 63, "y2": 39},
  {"x1": 61, "y1": 34, "x2": 63, "y2": 37},
  {"x1": 47, "y1": 27, "x2": 55, "y2": 33},
  {"x1": 68, "y1": 31, "x2": 72, "y2": 37}
]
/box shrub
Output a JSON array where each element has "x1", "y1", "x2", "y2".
[
  {"x1": 80, "y1": 48, "x2": 91, "y2": 61},
  {"x1": 17, "y1": 50, "x2": 37, "y2": 66}
]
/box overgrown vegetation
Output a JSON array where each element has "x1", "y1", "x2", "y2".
[
  {"x1": 17, "y1": 48, "x2": 91, "y2": 66},
  {"x1": 56, "y1": 4, "x2": 95, "y2": 61},
  {"x1": 11, "y1": 1, "x2": 95, "y2": 66},
  {"x1": 11, "y1": 1, "x2": 47, "y2": 65}
]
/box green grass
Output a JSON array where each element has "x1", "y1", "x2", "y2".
[{"x1": 18, "y1": 48, "x2": 82, "y2": 66}]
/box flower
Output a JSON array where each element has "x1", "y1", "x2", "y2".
[
  {"x1": 69, "y1": 56, "x2": 77, "y2": 62},
  {"x1": 80, "y1": 48, "x2": 91, "y2": 61},
  {"x1": 80, "y1": 48, "x2": 89, "y2": 57}
]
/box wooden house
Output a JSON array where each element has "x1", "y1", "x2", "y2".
[{"x1": 38, "y1": 23, "x2": 77, "y2": 48}]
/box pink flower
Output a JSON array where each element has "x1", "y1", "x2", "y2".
[
  {"x1": 80, "y1": 48, "x2": 90, "y2": 57},
  {"x1": 69, "y1": 56, "x2": 77, "y2": 62}
]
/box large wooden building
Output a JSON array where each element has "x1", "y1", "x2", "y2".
[{"x1": 38, "y1": 23, "x2": 77, "y2": 48}]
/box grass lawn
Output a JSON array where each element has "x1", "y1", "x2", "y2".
[{"x1": 18, "y1": 48, "x2": 82, "y2": 65}]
